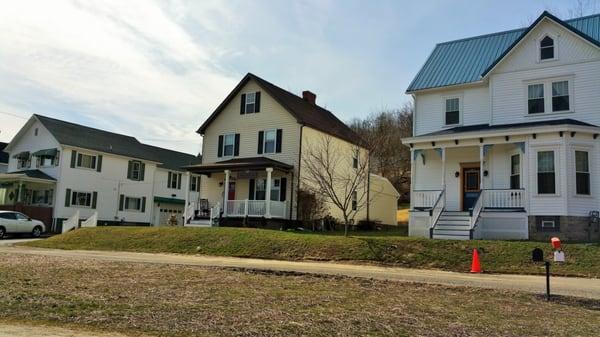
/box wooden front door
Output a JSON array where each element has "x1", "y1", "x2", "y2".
[{"x1": 461, "y1": 165, "x2": 481, "y2": 211}]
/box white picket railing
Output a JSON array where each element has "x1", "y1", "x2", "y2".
[
  {"x1": 270, "y1": 200, "x2": 287, "y2": 218},
  {"x1": 225, "y1": 199, "x2": 287, "y2": 218},
  {"x1": 413, "y1": 190, "x2": 443, "y2": 209},
  {"x1": 483, "y1": 189, "x2": 525, "y2": 209},
  {"x1": 247, "y1": 200, "x2": 266, "y2": 216},
  {"x1": 61, "y1": 210, "x2": 80, "y2": 233}
]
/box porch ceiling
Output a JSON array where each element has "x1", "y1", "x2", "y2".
[{"x1": 185, "y1": 157, "x2": 293, "y2": 174}]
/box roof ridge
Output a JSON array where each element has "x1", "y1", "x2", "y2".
[
  {"x1": 140, "y1": 143, "x2": 198, "y2": 158},
  {"x1": 34, "y1": 114, "x2": 140, "y2": 141}
]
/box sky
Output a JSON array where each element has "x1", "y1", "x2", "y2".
[{"x1": 0, "y1": 0, "x2": 595, "y2": 154}]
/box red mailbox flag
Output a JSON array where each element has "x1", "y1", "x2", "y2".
[{"x1": 551, "y1": 237, "x2": 561, "y2": 250}]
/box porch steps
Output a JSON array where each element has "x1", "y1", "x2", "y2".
[
  {"x1": 187, "y1": 219, "x2": 213, "y2": 227},
  {"x1": 432, "y1": 211, "x2": 472, "y2": 240}
]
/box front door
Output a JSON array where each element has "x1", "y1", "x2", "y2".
[
  {"x1": 228, "y1": 182, "x2": 236, "y2": 200},
  {"x1": 462, "y1": 166, "x2": 481, "y2": 211}
]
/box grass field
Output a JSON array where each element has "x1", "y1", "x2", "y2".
[
  {"x1": 25, "y1": 226, "x2": 600, "y2": 277},
  {"x1": 1, "y1": 253, "x2": 599, "y2": 337}
]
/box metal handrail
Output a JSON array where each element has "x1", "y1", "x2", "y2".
[{"x1": 469, "y1": 191, "x2": 484, "y2": 239}]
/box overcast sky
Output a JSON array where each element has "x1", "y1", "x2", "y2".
[{"x1": 0, "y1": 0, "x2": 593, "y2": 153}]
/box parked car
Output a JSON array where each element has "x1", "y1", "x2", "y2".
[{"x1": 0, "y1": 211, "x2": 45, "y2": 238}]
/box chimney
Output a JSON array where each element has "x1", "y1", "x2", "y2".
[{"x1": 302, "y1": 90, "x2": 316, "y2": 105}]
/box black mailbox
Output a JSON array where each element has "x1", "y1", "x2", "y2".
[{"x1": 532, "y1": 248, "x2": 544, "y2": 262}]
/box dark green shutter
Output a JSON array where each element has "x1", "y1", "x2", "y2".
[
  {"x1": 249, "y1": 179, "x2": 255, "y2": 200},
  {"x1": 65, "y1": 188, "x2": 71, "y2": 207},
  {"x1": 91, "y1": 156, "x2": 97, "y2": 169},
  {"x1": 96, "y1": 155, "x2": 102, "y2": 172},
  {"x1": 280, "y1": 178, "x2": 287, "y2": 201},
  {"x1": 119, "y1": 194, "x2": 124, "y2": 211},
  {"x1": 217, "y1": 135, "x2": 224, "y2": 157},
  {"x1": 276, "y1": 129, "x2": 282, "y2": 153},
  {"x1": 234, "y1": 134, "x2": 240, "y2": 156},
  {"x1": 141, "y1": 197, "x2": 146, "y2": 213},
  {"x1": 255, "y1": 92, "x2": 261, "y2": 112},
  {"x1": 167, "y1": 172, "x2": 172, "y2": 188},
  {"x1": 127, "y1": 161, "x2": 133, "y2": 179},
  {"x1": 177, "y1": 173, "x2": 182, "y2": 189},
  {"x1": 92, "y1": 192, "x2": 98, "y2": 209},
  {"x1": 257, "y1": 131, "x2": 264, "y2": 154},
  {"x1": 70, "y1": 150, "x2": 77, "y2": 168},
  {"x1": 77, "y1": 153, "x2": 82, "y2": 167},
  {"x1": 240, "y1": 93, "x2": 246, "y2": 114},
  {"x1": 140, "y1": 163, "x2": 145, "y2": 181}
]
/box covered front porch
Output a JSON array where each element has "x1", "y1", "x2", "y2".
[
  {"x1": 185, "y1": 157, "x2": 293, "y2": 225},
  {"x1": 0, "y1": 170, "x2": 56, "y2": 228}
]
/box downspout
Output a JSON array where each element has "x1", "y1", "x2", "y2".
[{"x1": 289, "y1": 171, "x2": 294, "y2": 220}]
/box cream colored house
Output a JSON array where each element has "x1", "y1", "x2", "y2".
[{"x1": 185, "y1": 73, "x2": 399, "y2": 226}]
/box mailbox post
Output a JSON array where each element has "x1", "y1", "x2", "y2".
[{"x1": 531, "y1": 247, "x2": 550, "y2": 301}]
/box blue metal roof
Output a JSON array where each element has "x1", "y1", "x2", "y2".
[{"x1": 407, "y1": 12, "x2": 600, "y2": 93}]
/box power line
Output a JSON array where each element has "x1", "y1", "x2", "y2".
[{"x1": 0, "y1": 110, "x2": 29, "y2": 120}]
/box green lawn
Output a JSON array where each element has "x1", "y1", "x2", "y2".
[{"x1": 24, "y1": 226, "x2": 600, "y2": 278}]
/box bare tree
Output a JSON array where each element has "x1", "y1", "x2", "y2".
[{"x1": 301, "y1": 134, "x2": 371, "y2": 236}]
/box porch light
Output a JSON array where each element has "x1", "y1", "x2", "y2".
[
  {"x1": 454, "y1": 171, "x2": 460, "y2": 178},
  {"x1": 484, "y1": 170, "x2": 489, "y2": 177}
]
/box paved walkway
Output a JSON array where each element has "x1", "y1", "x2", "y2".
[{"x1": 2, "y1": 245, "x2": 600, "y2": 299}]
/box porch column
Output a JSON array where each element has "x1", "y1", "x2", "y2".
[
  {"x1": 479, "y1": 145, "x2": 484, "y2": 189},
  {"x1": 223, "y1": 170, "x2": 230, "y2": 217},
  {"x1": 183, "y1": 172, "x2": 191, "y2": 223},
  {"x1": 17, "y1": 180, "x2": 23, "y2": 203},
  {"x1": 265, "y1": 167, "x2": 273, "y2": 218},
  {"x1": 410, "y1": 149, "x2": 415, "y2": 209},
  {"x1": 441, "y1": 148, "x2": 446, "y2": 190}
]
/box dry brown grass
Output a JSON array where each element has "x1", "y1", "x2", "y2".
[{"x1": 0, "y1": 253, "x2": 599, "y2": 337}]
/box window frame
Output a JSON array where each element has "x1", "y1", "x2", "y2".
[
  {"x1": 245, "y1": 92, "x2": 256, "y2": 114},
  {"x1": 538, "y1": 34, "x2": 557, "y2": 62},
  {"x1": 168, "y1": 172, "x2": 182, "y2": 190},
  {"x1": 222, "y1": 133, "x2": 236, "y2": 157},
  {"x1": 442, "y1": 95, "x2": 462, "y2": 127},
  {"x1": 253, "y1": 178, "x2": 281, "y2": 201},
  {"x1": 574, "y1": 149, "x2": 591, "y2": 196},
  {"x1": 536, "y1": 149, "x2": 558, "y2": 196},
  {"x1": 130, "y1": 161, "x2": 142, "y2": 181},
  {"x1": 351, "y1": 190, "x2": 358, "y2": 211},
  {"x1": 17, "y1": 156, "x2": 31, "y2": 170},
  {"x1": 124, "y1": 196, "x2": 143, "y2": 212},
  {"x1": 510, "y1": 153, "x2": 521, "y2": 190},
  {"x1": 31, "y1": 189, "x2": 53, "y2": 206},
  {"x1": 190, "y1": 175, "x2": 200, "y2": 192},
  {"x1": 76, "y1": 152, "x2": 97, "y2": 170},
  {"x1": 71, "y1": 191, "x2": 92, "y2": 208},
  {"x1": 524, "y1": 77, "x2": 573, "y2": 116},
  {"x1": 263, "y1": 129, "x2": 277, "y2": 154}
]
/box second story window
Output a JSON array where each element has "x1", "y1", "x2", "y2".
[
  {"x1": 264, "y1": 130, "x2": 276, "y2": 153},
  {"x1": 552, "y1": 81, "x2": 570, "y2": 112},
  {"x1": 218, "y1": 133, "x2": 240, "y2": 158},
  {"x1": 14, "y1": 152, "x2": 31, "y2": 169},
  {"x1": 77, "y1": 153, "x2": 96, "y2": 170},
  {"x1": 352, "y1": 149, "x2": 359, "y2": 169},
  {"x1": 528, "y1": 84, "x2": 545, "y2": 114},
  {"x1": 540, "y1": 36, "x2": 554, "y2": 60},
  {"x1": 445, "y1": 97, "x2": 460, "y2": 126},
  {"x1": 127, "y1": 160, "x2": 145, "y2": 181},
  {"x1": 190, "y1": 175, "x2": 200, "y2": 192},
  {"x1": 168, "y1": 171, "x2": 182, "y2": 190},
  {"x1": 223, "y1": 134, "x2": 235, "y2": 156},
  {"x1": 258, "y1": 129, "x2": 282, "y2": 154}
]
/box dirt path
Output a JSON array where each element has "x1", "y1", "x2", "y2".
[
  {"x1": 0, "y1": 323, "x2": 130, "y2": 337},
  {"x1": 3, "y1": 245, "x2": 600, "y2": 299}
]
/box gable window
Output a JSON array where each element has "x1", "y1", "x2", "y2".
[
  {"x1": 445, "y1": 97, "x2": 460, "y2": 125},
  {"x1": 510, "y1": 154, "x2": 520, "y2": 189},
  {"x1": 245, "y1": 92, "x2": 256, "y2": 113},
  {"x1": 168, "y1": 172, "x2": 182, "y2": 190},
  {"x1": 190, "y1": 175, "x2": 200, "y2": 192},
  {"x1": 528, "y1": 84, "x2": 545, "y2": 114},
  {"x1": 77, "y1": 153, "x2": 97, "y2": 170},
  {"x1": 34, "y1": 128, "x2": 39, "y2": 136},
  {"x1": 537, "y1": 151, "x2": 555, "y2": 194},
  {"x1": 552, "y1": 81, "x2": 570, "y2": 112},
  {"x1": 223, "y1": 134, "x2": 235, "y2": 157},
  {"x1": 72, "y1": 191, "x2": 92, "y2": 207},
  {"x1": 241, "y1": 91, "x2": 261, "y2": 114},
  {"x1": 575, "y1": 150, "x2": 590, "y2": 195},
  {"x1": 540, "y1": 36, "x2": 554, "y2": 60}
]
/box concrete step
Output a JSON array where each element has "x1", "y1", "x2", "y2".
[
  {"x1": 441, "y1": 211, "x2": 470, "y2": 216},
  {"x1": 438, "y1": 215, "x2": 471, "y2": 221},
  {"x1": 433, "y1": 228, "x2": 471, "y2": 236},
  {"x1": 437, "y1": 219, "x2": 471, "y2": 225},
  {"x1": 435, "y1": 225, "x2": 472, "y2": 231},
  {"x1": 432, "y1": 233, "x2": 471, "y2": 240}
]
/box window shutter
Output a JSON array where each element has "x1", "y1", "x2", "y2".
[
  {"x1": 258, "y1": 131, "x2": 264, "y2": 154},
  {"x1": 234, "y1": 134, "x2": 240, "y2": 156},
  {"x1": 255, "y1": 92, "x2": 261, "y2": 113},
  {"x1": 177, "y1": 173, "x2": 182, "y2": 189},
  {"x1": 276, "y1": 129, "x2": 283, "y2": 153},
  {"x1": 70, "y1": 150, "x2": 77, "y2": 168},
  {"x1": 127, "y1": 161, "x2": 133, "y2": 179},
  {"x1": 119, "y1": 194, "x2": 124, "y2": 211},
  {"x1": 218, "y1": 135, "x2": 224, "y2": 158},
  {"x1": 280, "y1": 178, "x2": 287, "y2": 201},
  {"x1": 168, "y1": 172, "x2": 172, "y2": 188},
  {"x1": 249, "y1": 179, "x2": 255, "y2": 200},
  {"x1": 140, "y1": 163, "x2": 145, "y2": 181},
  {"x1": 91, "y1": 156, "x2": 97, "y2": 169},
  {"x1": 36, "y1": 157, "x2": 41, "y2": 168},
  {"x1": 92, "y1": 192, "x2": 98, "y2": 209},
  {"x1": 96, "y1": 155, "x2": 102, "y2": 172},
  {"x1": 65, "y1": 188, "x2": 71, "y2": 207},
  {"x1": 240, "y1": 93, "x2": 246, "y2": 114},
  {"x1": 141, "y1": 197, "x2": 146, "y2": 213}
]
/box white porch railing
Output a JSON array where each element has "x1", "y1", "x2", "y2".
[
  {"x1": 469, "y1": 192, "x2": 484, "y2": 232},
  {"x1": 413, "y1": 190, "x2": 443, "y2": 209},
  {"x1": 226, "y1": 199, "x2": 287, "y2": 218},
  {"x1": 428, "y1": 189, "x2": 445, "y2": 233},
  {"x1": 81, "y1": 212, "x2": 98, "y2": 228},
  {"x1": 61, "y1": 210, "x2": 80, "y2": 234},
  {"x1": 483, "y1": 189, "x2": 525, "y2": 209}
]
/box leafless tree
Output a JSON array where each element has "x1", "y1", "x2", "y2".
[{"x1": 301, "y1": 134, "x2": 372, "y2": 236}]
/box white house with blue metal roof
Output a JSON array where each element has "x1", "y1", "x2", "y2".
[{"x1": 402, "y1": 11, "x2": 600, "y2": 242}]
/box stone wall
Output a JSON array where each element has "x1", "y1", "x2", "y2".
[{"x1": 528, "y1": 216, "x2": 600, "y2": 242}]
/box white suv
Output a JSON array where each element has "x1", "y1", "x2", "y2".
[{"x1": 0, "y1": 211, "x2": 46, "y2": 238}]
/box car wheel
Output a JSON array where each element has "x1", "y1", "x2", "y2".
[
  {"x1": 0, "y1": 226, "x2": 5, "y2": 239},
  {"x1": 31, "y1": 226, "x2": 42, "y2": 238}
]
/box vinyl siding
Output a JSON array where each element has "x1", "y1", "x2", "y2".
[{"x1": 369, "y1": 174, "x2": 399, "y2": 226}]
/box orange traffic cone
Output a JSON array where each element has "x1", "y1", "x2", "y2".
[{"x1": 470, "y1": 248, "x2": 482, "y2": 273}]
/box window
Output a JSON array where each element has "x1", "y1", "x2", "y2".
[
  {"x1": 264, "y1": 130, "x2": 276, "y2": 154},
  {"x1": 537, "y1": 151, "x2": 555, "y2": 194},
  {"x1": 352, "y1": 190, "x2": 358, "y2": 211},
  {"x1": 445, "y1": 97, "x2": 460, "y2": 125},
  {"x1": 40, "y1": 156, "x2": 53, "y2": 167},
  {"x1": 552, "y1": 81, "x2": 570, "y2": 112},
  {"x1": 77, "y1": 153, "x2": 96, "y2": 170},
  {"x1": 542, "y1": 219, "x2": 556, "y2": 228},
  {"x1": 32, "y1": 189, "x2": 53, "y2": 205},
  {"x1": 528, "y1": 84, "x2": 545, "y2": 114},
  {"x1": 245, "y1": 92, "x2": 256, "y2": 113},
  {"x1": 168, "y1": 172, "x2": 182, "y2": 189},
  {"x1": 17, "y1": 157, "x2": 31, "y2": 169},
  {"x1": 575, "y1": 151, "x2": 590, "y2": 195},
  {"x1": 125, "y1": 197, "x2": 142, "y2": 211},
  {"x1": 353, "y1": 149, "x2": 359, "y2": 169},
  {"x1": 130, "y1": 161, "x2": 141, "y2": 181},
  {"x1": 270, "y1": 179, "x2": 280, "y2": 201},
  {"x1": 190, "y1": 176, "x2": 200, "y2": 192},
  {"x1": 540, "y1": 36, "x2": 554, "y2": 60},
  {"x1": 254, "y1": 179, "x2": 266, "y2": 200},
  {"x1": 34, "y1": 128, "x2": 38, "y2": 136},
  {"x1": 223, "y1": 134, "x2": 235, "y2": 157},
  {"x1": 72, "y1": 191, "x2": 92, "y2": 207},
  {"x1": 510, "y1": 154, "x2": 520, "y2": 189}
]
